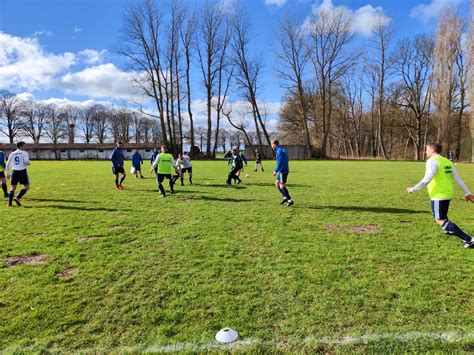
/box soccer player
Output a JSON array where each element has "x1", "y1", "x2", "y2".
[
  {"x1": 254, "y1": 149, "x2": 264, "y2": 172},
  {"x1": 177, "y1": 152, "x2": 193, "y2": 186},
  {"x1": 132, "y1": 150, "x2": 145, "y2": 178},
  {"x1": 150, "y1": 148, "x2": 159, "y2": 175},
  {"x1": 0, "y1": 144, "x2": 8, "y2": 198},
  {"x1": 110, "y1": 141, "x2": 126, "y2": 190},
  {"x1": 150, "y1": 146, "x2": 180, "y2": 196},
  {"x1": 5, "y1": 141, "x2": 30, "y2": 207},
  {"x1": 406, "y1": 143, "x2": 474, "y2": 248},
  {"x1": 226, "y1": 148, "x2": 242, "y2": 186},
  {"x1": 272, "y1": 140, "x2": 294, "y2": 207}
]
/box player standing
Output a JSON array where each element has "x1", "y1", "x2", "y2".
[
  {"x1": 254, "y1": 149, "x2": 264, "y2": 172},
  {"x1": 5, "y1": 142, "x2": 30, "y2": 207},
  {"x1": 0, "y1": 144, "x2": 8, "y2": 198},
  {"x1": 272, "y1": 140, "x2": 294, "y2": 207},
  {"x1": 177, "y1": 152, "x2": 193, "y2": 186},
  {"x1": 110, "y1": 141, "x2": 126, "y2": 190},
  {"x1": 407, "y1": 143, "x2": 474, "y2": 248},
  {"x1": 132, "y1": 150, "x2": 145, "y2": 178}
]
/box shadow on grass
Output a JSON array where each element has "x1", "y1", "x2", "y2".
[
  {"x1": 27, "y1": 198, "x2": 86, "y2": 203},
  {"x1": 308, "y1": 205, "x2": 429, "y2": 214},
  {"x1": 182, "y1": 195, "x2": 259, "y2": 203},
  {"x1": 24, "y1": 205, "x2": 126, "y2": 212},
  {"x1": 202, "y1": 183, "x2": 247, "y2": 189},
  {"x1": 248, "y1": 182, "x2": 311, "y2": 188}
]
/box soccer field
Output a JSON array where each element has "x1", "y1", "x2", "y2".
[{"x1": 1, "y1": 160, "x2": 473, "y2": 352}]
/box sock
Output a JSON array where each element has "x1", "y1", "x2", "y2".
[
  {"x1": 282, "y1": 187, "x2": 291, "y2": 200},
  {"x1": 170, "y1": 180, "x2": 174, "y2": 192},
  {"x1": 120, "y1": 176, "x2": 126, "y2": 184},
  {"x1": 158, "y1": 183, "x2": 165, "y2": 195},
  {"x1": 115, "y1": 178, "x2": 119, "y2": 187},
  {"x1": 278, "y1": 187, "x2": 286, "y2": 199},
  {"x1": 1, "y1": 183, "x2": 7, "y2": 196},
  {"x1": 8, "y1": 191, "x2": 14, "y2": 205},
  {"x1": 17, "y1": 188, "x2": 28, "y2": 199},
  {"x1": 442, "y1": 220, "x2": 472, "y2": 243},
  {"x1": 181, "y1": 175, "x2": 184, "y2": 184},
  {"x1": 189, "y1": 177, "x2": 192, "y2": 184}
]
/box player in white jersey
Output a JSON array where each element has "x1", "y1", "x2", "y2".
[
  {"x1": 5, "y1": 142, "x2": 30, "y2": 207},
  {"x1": 177, "y1": 152, "x2": 193, "y2": 186}
]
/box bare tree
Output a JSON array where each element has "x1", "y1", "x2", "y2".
[
  {"x1": 21, "y1": 101, "x2": 46, "y2": 144},
  {"x1": 393, "y1": 34, "x2": 434, "y2": 160},
  {"x1": 470, "y1": 0, "x2": 474, "y2": 161},
  {"x1": 232, "y1": 12, "x2": 272, "y2": 155},
  {"x1": 81, "y1": 106, "x2": 96, "y2": 143},
  {"x1": 0, "y1": 90, "x2": 24, "y2": 143},
  {"x1": 44, "y1": 105, "x2": 67, "y2": 158},
  {"x1": 276, "y1": 14, "x2": 312, "y2": 157},
  {"x1": 120, "y1": 0, "x2": 168, "y2": 147},
  {"x1": 92, "y1": 105, "x2": 109, "y2": 143},
  {"x1": 308, "y1": 7, "x2": 356, "y2": 158},
  {"x1": 59, "y1": 105, "x2": 81, "y2": 144},
  {"x1": 432, "y1": 9, "x2": 463, "y2": 154}
]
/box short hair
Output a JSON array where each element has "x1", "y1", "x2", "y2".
[
  {"x1": 117, "y1": 141, "x2": 123, "y2": 145},
  {"x1": 16, "y1": 141, "x2": 25, "y2": 148},
  {"x1": 161, "y1": 145, "x2": 168, "y2": 151},
  {"x1": 271, "y1": 139, "x2": 280, "y2": 146},
  {"x1": 427, "y1": 143, "x2": 442, "y2": 154}
]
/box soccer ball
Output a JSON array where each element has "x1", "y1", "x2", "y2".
[{"x1": 245, "y1": 174, "x2": 249, "y2": 178}]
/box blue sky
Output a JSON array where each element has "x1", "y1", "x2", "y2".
[{"x1": 0, "y1": 0, "x2": 470, "y2": 129}]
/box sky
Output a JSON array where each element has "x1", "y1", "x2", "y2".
[{"x1": 0, "y1": 0, "x2": 471, "y2": 133}]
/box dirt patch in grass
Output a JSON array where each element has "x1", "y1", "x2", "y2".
[
  {"x1": 400, "y1": 221, "x2": 412, "y2": 225},
  {"x1": 55, "y1": 268, "x2": 75, "y2": 278},
  {"x1": 7, "y1": 254, "x2": 48, "y2": 267},
  {"x1": 325, "y1": 224, "x2": 381, "y2": 234},
  {"x1": 77, "y1": 237, "x2": 102, "y2": 243}
]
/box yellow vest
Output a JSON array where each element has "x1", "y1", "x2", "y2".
[
  {"x1": 158, "y1": 153, "x2": 173, "y2": 174},
  {"x1": 427, "y1": 155, "x2": 454, "y2": 199}
]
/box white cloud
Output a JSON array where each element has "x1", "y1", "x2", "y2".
[
  {"x1": 411, "y1": 0, "x2": 462, "y2": 23},
  {"x1": 305, "y1": 0, "x2": 391, "y2": 37},
  {"x1": 265, "y1": 0, "x2": 288, "y2": 6},
  {"x1": 57, "y1": 63, "x2": 143, "y2": 102},
  {"x1": 33, "y1": 30, "x2": 53, "y2": 37},
  {"x1": 78, "y1": 49, "x2": 107, "y2": 64},
  {"x1": 74, "y1": 26, "x2": 82, "y2": 33},
  {"x1": 0, "y1": 32, "x2": 76, "y2": 89}
]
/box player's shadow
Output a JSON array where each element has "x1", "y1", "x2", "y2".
[
  {"x1": 249, "y1": 182, "x2": 311, "y2": 188},
  {"x1": 203, "y1": 184, "x2": 247, "y2": 189},
  {"x1": 27, "y1": 198, "x2": 86, "y2": 203},
  {"x1": 200, "y1": 196, "x2": 257, "y2": 202},
  {"x1": 24, "y1": 205, "x2": 125, "y2": 212},
  {"x1": 310, "y1": 205, "x2": 428, "y2": 214}
]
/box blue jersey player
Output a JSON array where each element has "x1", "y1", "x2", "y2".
[{"x1": 272, "y1": 140, "x2": 294, "y2": 207}]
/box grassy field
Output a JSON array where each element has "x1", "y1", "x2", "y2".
[{"x1": 1, "y1": 160, "x2": 473, "y2": 352}]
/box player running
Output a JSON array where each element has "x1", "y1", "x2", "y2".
[
  {"x1": 272, "y1": 140, "x2": 294, "y2": 207},
  {"x1": 110, "y1": 141, "x2": 126, "y2": 190},
  {"x1": 5, "y1": 142, "x2": 30, "y2": 207},
  {"x1": 150, "y1": 146, "x2": 180, "y2": 197},
  {"x1": 226, "y1": 148, "x2": 243, "y2": 186},
  {"x1": 177, "y1": 152, "x2": 193, "y2": 186},
  {"x1": 407, "y1": 143, "x2": 474, "y2": 248},
  {"x1": 0, "y1": 144, "x2": 8, "y2": 198}
]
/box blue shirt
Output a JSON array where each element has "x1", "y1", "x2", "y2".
[
  {"x1": 274, "y1": 146, "x2": 289, "y2": 173},
  {"x1": 150, "y1": 151, "x2": 158, "y2": 164},
  {"x1": 132, "y1": 152, "x2": 143, "y2": 167},
  {"x1": 0, "y1": 151, "x2": 5, "y2": 170},
  {"x1": 110, "y1": 147, "x2": 124, "y2": 167}
]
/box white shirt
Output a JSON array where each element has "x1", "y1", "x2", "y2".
[
  {"x1": 177, "y1": 155, "x2": 192, "y2": 169},
  {"x1": 410, "y1": 156, "x2": 471, "y2": 198},
  {"x1": 6, "y1": 149, "x2": 30, "y2": 172}
]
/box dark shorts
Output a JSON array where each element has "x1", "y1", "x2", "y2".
[
  {"x1": 112, "y1": 166, "x2": 125, "y2": 175},
  {"x1": 11, "y1": 169, "x2": 29, "y2": 185},
  {"x1": 0, "y1": 171, "x2": 5, "y2": 179},
  {"x1": 181, "y1": 167, "x2": 192, "y2": 173},
  {"x1": 276, "y1": 172, "x2": 288, "y2": 184},
  {"x1": 157, "y1": 174, "x2": 172, "y2": 183},
  {"x1": 431, "y1": 200, "x2": 450, "y2": 220},
  {"x1": 256, "y1": 160, "x2": 261, "y2": 164},
  {"x1": 133, "y1": 164, "x2": 141, "y2": 171}
]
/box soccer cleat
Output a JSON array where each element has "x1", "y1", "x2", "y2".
[
  {"x1": 171, "y1": 190, "x2": 176, "y2": 194},
  {"x1": 236, "y1": 180, "x2": 241, "y2": 184},
  {"x1": 225, "y1": 183, "x2": 232, "y2": 186},
  {"x1": 462, "y1": 241, "x2": 474, "y2": 248},
  {"x1": 254, "y1": 169, "x2": 257, "y2": 172},
  {"x1": 4, "y1": 194, "x2": 9, "y2": 198},
  {"x1": 279, "y1": 198, "x2": 288, "y2": 205},
  {"x1": 118, "y1": 184, "x2": 125, "y2": 190},
  {"x1": 285, "y1": 200, "x2": 294, "y2": 208},
  {"x1": 262, "y1": 169, "x2": 264, "y2": 172},
  {"x1": 13, "y1": 197, "x2": 21, "y2": 207}
]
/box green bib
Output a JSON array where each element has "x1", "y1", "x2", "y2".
[
  {"x1": 427, "y1": 155, "x2": 454, "y2": 199},
  {"x1": 158, "y1": 153, "x2": 173, "y2": 174}
]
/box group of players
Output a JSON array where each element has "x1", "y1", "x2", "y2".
[{"x1": 1, "y1": 140, "x2": 473, "y2": 248}]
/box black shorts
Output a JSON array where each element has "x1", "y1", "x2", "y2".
[
  {"x1": 181, "y1": 167, "x2": 192, "y2": 173},
  {"x1": 157, "y1": 174, "x2": 172, "y2": 183},
  {"x1": 133, "y1": 164, "x2": 141, "y2": 171},
  {"x1": 431, "y1": 200, "x2": 450, "y2": 220},
  {"x1": 276, "y1": 172, "x2": 288, "y2": 184},
  {"x1": 0, "y1": 171, "x2": 5, "y2": 178},
  {"x1": 256, "y1": 160, "x2": 261, "y2": 164},
  {"x1": 11, "y1": 169, "x2": 29, "y2": 185},
  {"x1": 112, "y1": 166, "x2": 125, "y2": 175}
]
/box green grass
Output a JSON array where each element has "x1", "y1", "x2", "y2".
[{"x1": 1, "y1": 160, "x2": 473, "y2": 352}]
